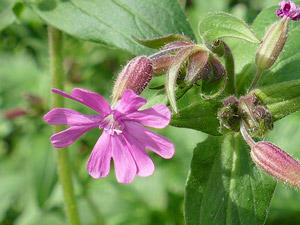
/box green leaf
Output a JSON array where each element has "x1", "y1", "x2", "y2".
[
  {"x1": 250, "y1": 79, "x2": 300, "y2": 121},
  {"x1": 171, "y1": 93, "x2": 222, "y2": 136},
  {"x1": 31, "y1": 140, "x2": 58, "y2": 208},
  {"x1": 30, "y1": 0, "x2": 195, "y2": 55},
  {"x1": 185, "y1": 134, "x2": 276, "y2": 225},
  {"x1": 198, "y1": 12, "x2": 260, "y2": 49},
  {"x1": 0, "y1": 0, "x2": 23, "y2": 31},
  {"x1": 0, "y1": 173, "x2": 26, "y2": 221},
  {"x1": 233, "y1": 1, "x2": 300, "y2": 94}
]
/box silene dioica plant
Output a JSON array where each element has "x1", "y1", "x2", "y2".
[{"x1": 4, "y1": 0, "x2": 300, "y2": 224}]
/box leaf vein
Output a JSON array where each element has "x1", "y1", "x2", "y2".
[
  {"x1": 112, "y1": 0, "x2": 163, "y2": 36},
  {"x1": 69, "y1": 0, "x2": 138, "y2": 47}
]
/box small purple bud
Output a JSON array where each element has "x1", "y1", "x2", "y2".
[
  {"x1": 276, "y1": 1, "x2": 300, "y2": 21},
  {"x1": 184, "y1": 51, "x2": 209, "y2": 84},
  {"x1": 209, "y1": 57, "x2": 225, "y2": 81},
  {"x1": 251, "y1": 141, "x2": 300, "y2": 187},
  {"x1": 112, "y1": 56, "x2": 153, "y2": 103}
]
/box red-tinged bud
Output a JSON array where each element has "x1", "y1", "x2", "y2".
[
  {"x1": 151, "y1": 55, "x2": 174, "y2": 76},
  {"x1": 251, "y1": 141, "x2": 300, "y2": 187},
  {"x1": 163, "y1": 40, "x2": 191, "y2": 50},
  {"x1": 255, "y1": 18, "x2": 289, "y2": 70},
  {"x1": 112, "y1": 56, "x2": 153, "y2": 103},
  {"x1": 4, "y1": 108, "x2": 27, "y2": 120},
  {"x1": 184, "y1": 51, "x2": 209, "y2": 84},
  {"x1": 208, "y1": 57, "x2": 225, "y2": 81}
]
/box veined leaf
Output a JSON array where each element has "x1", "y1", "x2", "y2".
[
  {"x1": 30, "y1": 0, "x2": 195, "y2": 55},
  {"x1": 0, "y1": 0, "x2": 23, "y2": 31},
  {"x1": 198, "y1": 12, "x2": 260, "y2": 49},
  {"x1": 185, "y1": 134, "x2": 276, "y2": 225}
]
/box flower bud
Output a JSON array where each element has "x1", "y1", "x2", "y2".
[
  {"x1": 239, "y1": 94, "x2": 273, "y2": 137},
  {"x1": 251, "y1": 141, "x2": 300, "y2": 187},
  {"x1": 4, "y1": 108, "x2": 27, "y2": 120},
  {"x1": 255, "y1": 18, "x2": 289, "y2": 70},
  {"x1": 112, "y1": 56, "x2": 153, "y2": 103},
  {"x1": 151, "y1": 55, "x2": 174, "y2": 76},
  {"x1": 184, "y1": 51, "x2": 209, "y2": 84},
  {"x1": 206, "y1": 57, "x2": 225, "y2": 82}
]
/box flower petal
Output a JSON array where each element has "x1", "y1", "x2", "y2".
[
  {"x1": 111, "y1": 135, "x2": 137, "y2": 183},
  {"x1": 115, "y1": 89, "x2": 147, "y2": 114},
  {"x1": 71, "y1": 88, "x2": 111, "y2": 114},
  {"x1": 52, "y1": 88, "x2": 111, "y2": 115},
  {"x1": 123, "y1": 134, "x2": 155, "y2": 177},
  {"x1": 120, "y1": 104, "x2": 171, "y2": 128},
  {"x1": 50, "y1": 124, "x2": 98, "y2": 148},
  {"x1": 87, "y1": 132, "x2": 112, "y2": 179},
  {"x1": 124, "y1": 122, "x2": 175, "y2": 159},
  {"x1": 44, "y1": 108, "x2": 103, "y2": 126}
]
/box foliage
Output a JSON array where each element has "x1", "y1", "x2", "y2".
[{"x1": 1, "y1": 0, "x2": 300, "y2": 225}]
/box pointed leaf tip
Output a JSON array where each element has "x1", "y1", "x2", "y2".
[{"x1": 199, "y1": 12, "x2": 261, "y2": 49}]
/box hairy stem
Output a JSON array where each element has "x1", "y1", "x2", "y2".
[
  {"x1": 248, "y1": 68, "x2": 263, "y2": 91},
  {"x1": 240, "y1": 123, "x2": 256, "y2": 148},
  {"x1": 48, "y1": 26, "x2": 81, "y2": 225}
]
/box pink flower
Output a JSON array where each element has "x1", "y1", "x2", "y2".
[
  {"x1": 44, "y1": 88, "x2": 175, "y2": 183},
  {"x1": 276, "y1": 1, "x2": 300, "y2": 21}
]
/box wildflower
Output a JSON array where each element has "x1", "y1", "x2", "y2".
[
  {"x1": 276, "y1": 0, "x2": 300, "y2": 21},
  {"x1": 44, "y1": 88, "x2": 175, "y2": 183}
]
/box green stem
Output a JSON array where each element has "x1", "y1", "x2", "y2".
[
  {"x1": 222, "y1": 41, "x2": 236, "y2": 95},
  {"x1": 248, "y1": 68, "x2": 263, "y2": 92},
  {"x1": 48, "y1": 25, "x2": 81, "y2": 225}
]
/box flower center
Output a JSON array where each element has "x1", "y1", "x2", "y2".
[{"x1": 102, "y1": 114, "x2": 123, "y2": 135}]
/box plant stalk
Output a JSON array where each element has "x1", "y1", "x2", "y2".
[
  {"x1": 48, "y1": 25, "x2": 81, "y2": 225},
  {"x1": 248, "y1": 68, "x2": 263, "y2": 91},
  {"x1": 240, "y1": 123, "x2": 256, "y2": 148}
]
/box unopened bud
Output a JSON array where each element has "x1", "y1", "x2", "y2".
[
  {"x1": 151, "y1": 55, "x2": 174, "y2": 76},
  {"x1": 207, "y1": 57, "x2": 225, "y2": 81},
  {"x1": 251, "y1": 141, "x2": 300, "y2": 187},
  {"x1": 184, "y1": 51, "x2": 209, "y2": 84},
  {"x1": 255, "y1": 18, "x2": 289, "y2": 70},
  {"x1": 112, "y1": 56, "x2": 153, "y2": 103},
  {"x1": 4, "y1": 108, "x2": 27, "y2": 120}
]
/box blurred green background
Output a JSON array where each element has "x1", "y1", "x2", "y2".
[{"x1": 1, "y1": 0, "x2": 300, "y2": 224}]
